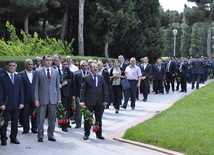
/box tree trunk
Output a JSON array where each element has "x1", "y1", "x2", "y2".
[
  {"x1": 42, "y1": 13, "x2": 48, "y2": 39},
  {"x1": 60, "y1": 6, "x2": 69, "y2": 43},
  {"x1": 104, "y1": 34, "x2": 109, "y2": 58},
  {"x1": 24, "y1": 12, "x2": 29, "y2": 40},
  {"x1": 78, "y1": 0, "x2": 85, "y2": 56},
  {"x1": 207, "y1": 12, "x2": 212, "y2": 58}
]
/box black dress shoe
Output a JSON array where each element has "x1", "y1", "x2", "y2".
[
  {"x1": 48, "y1": 137, "x2": 56, "y2": 142},
  {"x1": 38, "y1": 138, "x2": 43, "y2": 142},
  {"x1": 120, "y1": 106, "x2": 126, "y2": 109},
  {"x1": 167, "y1": 91, "x2": 169, "y2": 94},
  {"x1": 155, "y1": 92, "x2": 158, "y2": 94},
  {"x1": 72, "y1": 121, "x2": 76, "y2": 124},
  {"x1": 83, "y1": 135, "x2": 89, "y2": 140},
  {"x1": 143, "y1": 99, "x2": 147, "y2": 102},
  {"x1": 105, "y1": 105, "x2": 109, "y2": 109},
  {"x1": 22, "y1": 131, "x2": 29, "y2": 134},
  {"x1": 179, "y1": 90, "x2": 184, "y2": 92},
  {"x1": 62, "y1": 128, "x2": 68, "y2": 132},
  {"x1": 1, "y1": 141, "x2": 7, "y2": 146},
  {"x1": 96, "y1": 135, "x2": 105, "y2": 140},
  {"x1": 67, "y1": 124, "x2": 71, "y2": 128},
  {"x1": 32, "y1": 130, "x2": 38, "y2": 134},
  {"x1": 191, "y1": 87, "x2": 194, "y2": 89},
  {"x1": 11, "y1": 139, "x2": 20, "y2": 144},
  {"x1": 75, "y1": 125, "x2": 81, "y2": 129}
]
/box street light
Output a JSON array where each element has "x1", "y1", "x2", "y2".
[{"x1": 173, "y1": 29, "x2": 177, "y2": 57}]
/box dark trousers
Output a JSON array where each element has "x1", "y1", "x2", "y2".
[
  {"x1": 192, "y1": 74, "x2": 201, "y2": 89},
  {"x1": 154, "y1": 79, "x2": 163, "y2": 93},
  {"x1": 1, "y1": 109, "x2": 19, "y2": 141},
  {"x1": 181, "y1": 74, "x2": 187, "y2": 91},
  {"x1": 188, "y1": 71, "x2": 192, "y2": 83},
  {"x1": 124, "y1": 80, "x2": 138, "y2": 108},
  {"x1": 200, "y1": 70, "x2": 205, "y2": 83},
  {"x1": 23, "y1": 101, "x2": 37, "y2": 132},
  {"x1": 75, "y1": 97, "x2": 82, "y2": 127},
  {"x1": 19, "y1": 108, "x2": 24, "y2": 126},
  {"x1": 112, "y1": 85, "x2": 122, "y2": 110},
  {"x1": 61, "y1": 93, "x2": 70, "y2": 130},
  {"x1": 84, "y1": 105, "x2": 103, "y2": 136},
  {"x1": 141, "y1": 79, "x2": 149, "y2": 99},
  {"x1": 166, "y1": 72, "x2": 174, "y2": 92}
]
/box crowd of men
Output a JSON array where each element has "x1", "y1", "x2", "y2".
[{"x1": 0, "y1": 54, "x2": 213, "y2": 145}]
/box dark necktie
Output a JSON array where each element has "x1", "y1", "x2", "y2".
[
  {"x1": 47, "y1": 69, "x2": 51, "y2": 82},
  {"x1": 93, "y1": 75, "x2": 97, "y2": 86},
  {"x1": 83, "y1": 71, "x2": 85, "y2": 76},
  {"x1": 10, "y1": 74, "x2": 14, "y2": 84},
  {"x1": 57, "y1": 66, "x2": 61, "y2": 76}
]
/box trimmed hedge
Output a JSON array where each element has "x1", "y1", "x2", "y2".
[{"x1": 0, "y1": 55, "x2": 108, "y2": 72}]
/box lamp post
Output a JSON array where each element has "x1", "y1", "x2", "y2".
[{"x1": 173, "y1": 29, "x2": 177, "y2": 57}]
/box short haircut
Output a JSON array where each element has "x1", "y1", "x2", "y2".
[
  {"x1": 25, "y1": 59, "x2": 33, "y2": 64},
  {"x1": 144, "y1": 57, "x2": 149, "y2": 60},
  {"x1": 6, "y1": 60, "x2": 17, "y2": 67},
  {"x1": 35, "y1": 56, "x2": 41, "y2": 61},
  {"x1": 90, "y1": 63, "x2": 98, "y2": 68},
  {"x1": 43, "y1": 55, "x2": 52, "y2": 60},
  {"x1": 80, "y1": 60, "x2": 88, "y2": 66},
  {"x1": 118, "y1": 55, "x2": 124, "y2": 59},
  {"x1": 54, "y1": 54, "x2": 62, "y2": 60},
  {"x1": 97, "y1": 61, "x2": 103, "y2": 65},
  {"x1": 130, "y1": 57, "x2": 136, "y2": 61}
]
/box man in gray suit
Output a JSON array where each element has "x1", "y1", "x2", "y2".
[
  {"x1": 33, "y1": 55, "x2": 61, "y2": 142},
  {"x1": 192, "y1": 56, "x2": 204, "y2": 89}
]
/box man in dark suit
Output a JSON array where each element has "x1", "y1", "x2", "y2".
[
  {"x1": 118, "y1": 55, "x2": 129, "y2": 71},
  {"x1": 153, "y1": 59, "x2": 166, "y2": 94},
  {"x1": 0, "y1": 61, "x2": 24, "y2": 146},
  {"x1": 33, "y1": 55, "x2": 61, "y2": 142},
  {"x1": 79, "y1": 63, "x2": 109, "y2": 140},
  {"x1": 73, "y1": 60, "x2": 89, "y2": 129},
  {"x1": 176, "y1": 57, "x2": 188, "y2": 93},
  {"x1": 165, "y1": 57, "x2": 176, "y2": 93},
  {"x1": 53, "y1": 54, "x2": 73, "y2": 132},
  {"x1": 32, "y1": 57, "x2": 42, "y2": 70},
  {"x1": 97, "y1": 61, "x2": 110, "y2": 109},
  {"x1": 139, "y1": 57, "x2": 152, "y2": 102},
  {"x1": 192, "y1": 56, "x2": 204, "y2": 89},
  {"x1": 19, "y1": 59, "x2": 37, "y2": 134},
  {"x1": 0, "y1": 68, "x2": 5, "y2": 75}
]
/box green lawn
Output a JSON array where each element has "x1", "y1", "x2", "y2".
[{"x1": 123, "y1": 81, "x2": 214, "y2": 155}]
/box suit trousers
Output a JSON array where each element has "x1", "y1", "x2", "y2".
[
  {"x1": 23, "y1": 101, "x2": 37, "y2": 132},
  {"x1": 192, "y1": 74, "x2": 201, "y2": 89},
  {"x1": 166, "y1": 72, "x2": 175, "y2": 92},
  {"x1": 75, "y1": 97, "x2": 82, "y2": 127},
  {"x1": 37, "y1": 102, "x2": 57, "y2": 139},
  {"x1": 124, "y1": 80, "x2": 138, "y2": 108},
  {"x1": 112, "y1": 85, "x2": 122, "y2": 110},
  {"x1": 154, "y1": 79, "x2": 163, "y2": 93},
  {"x1": 141, "y1": 79, "x2": 149, "y2": 99},
  {"x1": 84, "y1": 105, "x2": 103, "y2": 136},
  {"x1": 1, "y1": 109, "x2": 19, "y2": 141},
  {"x1": 181, "y1": 74, "x2": 187, "y2": 91}
]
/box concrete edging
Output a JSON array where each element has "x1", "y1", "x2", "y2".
[{"x1": 113, "y1": 137, "x2": 184, "y2": 155}]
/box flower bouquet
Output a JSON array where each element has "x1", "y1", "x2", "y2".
[
  {"x1": 56, "y1": 103, "x2": 68, "y2": 124},
  {"x1": 0, "y1": 96, "x2": 8, "y2": 128},
  {"x1": 60, "y1": 71, "x2": 68, "y2": 84},
  {"x1": 80, "y1": 106, "x2": 100, "y2": 132},
  {"x1": 32, "y1": 107, "x2": 38, "y2": 118}
]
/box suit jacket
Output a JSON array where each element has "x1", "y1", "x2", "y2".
[
  {"x1": 192, "y1": 59, "x2": 203, "y2": 75},
  {"x1": 0, "y1": 69, "x2": 5, "y2": 75},
  {"x1": 0, "y1": 73, "x2": 24, "y2": 110},
  {"x1": 153, "y1": 65, "x2": 166, "y2": 80},
  {"x1": 109, "y1": 67, "x2": 125, "y2": 85},
  {"x1": 80, "y1": 74, "x2": 108, "y2": 106},
  {"x1": 102, "y1": 69, "x2": 110, "y2": 88},
  {"x1": 165, "y1": 61, "x2": 176, "y2": 75},
  {"x1": 33, "y1": 67, "x2": 61, "y2": 105},
  {"x1": 73, "y1": 70, "x2": 89, "y2": 97},
  {"x1": 140, "y1": 63, "x2": 152, "y2": 81},
  {"x1": 120, "y1": 62, "x2": 129, "y2": 71},
  {"x1": 52, "y1": 66, "x2": 73, "y2": 97},
  {"x1": 176, "y1": 62, "x2": 188, "y2": 75},
  {"x1": 19, "y1": 70, "x2": 35, "y2": 104}
]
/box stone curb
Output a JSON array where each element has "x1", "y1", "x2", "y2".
[{"x1": 113, "y1": 137, "x2": 185, "y2": 155}]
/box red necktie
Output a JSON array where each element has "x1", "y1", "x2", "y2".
[{"x1": 47, "y1": 68, "x2": 51, "y2": 82}]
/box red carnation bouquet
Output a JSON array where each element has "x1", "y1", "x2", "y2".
[
  {"x1": 81, "y1": 106, "x2": 100, "y2": 132},
  {"x1": 56, "y1": 103, "x2": 69, "y2": 124},
  {"x1": 71, "y1": 99, "x2": 77, "y2": 112}
]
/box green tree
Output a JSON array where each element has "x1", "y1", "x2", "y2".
[{"x1": 180, "y1": 23, "x2": 192, "y2": 56}]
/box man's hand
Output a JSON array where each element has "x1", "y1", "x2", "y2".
[
  {"x1": 79, "y1": 102, "x2": 85, "y2": 107},
  {"x1": 73, "y1": 96, "x2": 76, "y2": 101},
  {"x1": 0, "y1": 105, "x2": 5, "y2": 111},
  {"x1": 57, "y1": 100, "x2": 61, "y2": 104},
  {"x1": 19, "y1": 104, "x2": 24, "y2": 109},
  {"x1": 172, "y1": 74, "x2": 175, "y2": 76},
  {"x1": 141, "y1": 76, "x2": 146, "y2": 80},
  {"x1": 35, "y1": 101, "x2": 40, "y2": 108},
  {"x1": 103, "y1": 102, "x2": 108, "y2": 106},
  {"x1": 61, "y1": 81, "x2": 67, "y2": 86},
  {"x1": 137, "y1": 83, "x2": 140, "y2": 88}
]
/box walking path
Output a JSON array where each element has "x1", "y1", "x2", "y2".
[{"x1": 0, "y1": 80, "x2": 212, "y2": 155}]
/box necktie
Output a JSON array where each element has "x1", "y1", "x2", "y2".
[
  {"x1": 10, "y1": 74, "x2": 14, "y2": 84},
  {"x1": 47, "y1": 69, "x2": 51, "y2": 82},
  {"x1": 57, "y1": 66, "x2": 62, "y2": 76},
  {"x1": 83, "y1": 71, "x2": 85, "y2": 76},
  {"x1": 93, "y1": 75, "x2": 97, "y2": 87}
]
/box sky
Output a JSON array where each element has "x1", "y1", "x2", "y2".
[{"x1": 159, "y1": 0, "x2": 196, "y2": 13}]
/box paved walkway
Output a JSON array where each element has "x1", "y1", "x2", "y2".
[{"x1": 0, "y1": 80, "x2": 212, "y2": 155}]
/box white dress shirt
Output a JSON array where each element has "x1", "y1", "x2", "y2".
[{"x1": 26, "y1": 69, "x2": 33, "y2": 83}]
